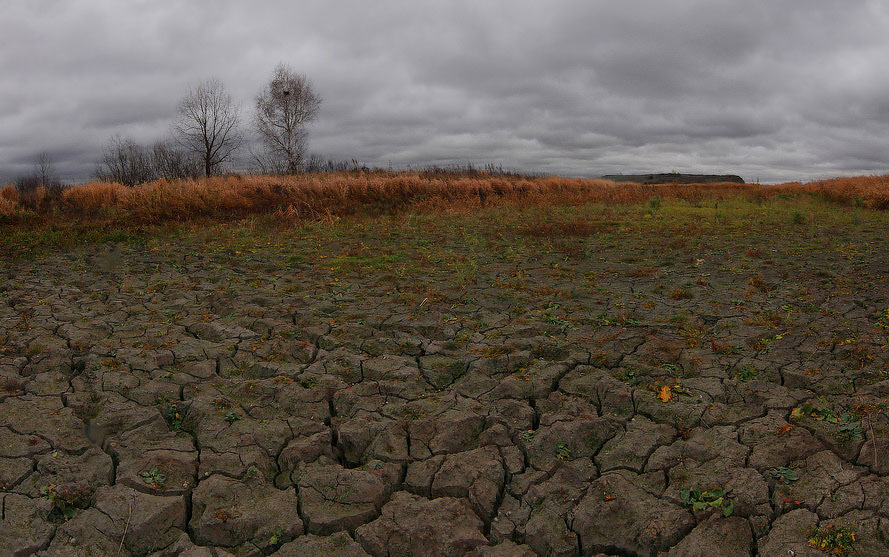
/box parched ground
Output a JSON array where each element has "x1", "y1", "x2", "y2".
[{"x1": 2, "y1": 200, "x2": 889, "y2": 556}]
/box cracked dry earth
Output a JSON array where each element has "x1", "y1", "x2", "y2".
[{"x1": 1, "y1": 220, "x2": 889, "y2": 556}]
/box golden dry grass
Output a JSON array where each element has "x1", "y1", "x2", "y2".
[
  {"x1": 0, "y1": 185, "x2": 20, "y2": 217},
  {"x1": 775, "y1": 175, "x2": 889, "y2": 209},
  {"x1": 2, "y1": 172, "x2": 888, "y2": 224},
  {"x1": 0, "y1": 196, "x2": 17, "y2": 218},
  {"x1": 55, "y1": 173, "x2": 755, "y2": 222}
]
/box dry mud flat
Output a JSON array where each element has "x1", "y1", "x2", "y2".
[{"x1": 1, "y1": 224, "x2": 889, "y2": 556}]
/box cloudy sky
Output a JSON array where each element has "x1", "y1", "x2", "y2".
[{"x1": 2, "y1": 0, "x2": 889, "y2": 184}]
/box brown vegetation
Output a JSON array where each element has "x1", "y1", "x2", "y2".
[{"x1": 1, "y1": 172, "x2": 888, "y2": 225}]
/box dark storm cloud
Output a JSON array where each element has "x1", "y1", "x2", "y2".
[{"x1": 2, "y1": 0, "x2": 889, "y2": 183}]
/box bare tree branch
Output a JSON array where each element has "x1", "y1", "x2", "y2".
[
  {"x1": 174, "y1": 78, "x2": 242, "y2": 177},
  {"x1": 95, "y1": 136, "x2": 156, "y2": 186}
]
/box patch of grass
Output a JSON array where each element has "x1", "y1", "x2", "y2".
[
  {"x1": 329, "y1": 254, "x2": 406, "y2": 272},
  {"x1": 523, "y1": 219, "x2": 607, "y2": 238},
  {"x1": 669, "y1": 286, "x2": 693, "y2": 300},
  {"x1": 646, "y1": 196, "x2": 662, "y2": 215}
]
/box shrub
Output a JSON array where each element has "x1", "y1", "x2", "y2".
[{"x1": 62, "y1": 181, "x2": 130, "y2": 212}]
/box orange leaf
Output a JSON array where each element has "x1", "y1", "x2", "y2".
[{"x1": 658, "y1": 385, "x2": 672, "y2": 403}]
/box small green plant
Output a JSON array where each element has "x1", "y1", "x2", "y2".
[
  {"x1": 734, "y1": 366, "x2": 758, "y2": 382},
  {"x1": 661, "y1": 363, "x2": 679, "y2": 373},
  {"x1": 792, "y1": 210, "x2": 806, "y2": 224},
  {"x1": 242, "y1": 465, "x2": 259, "y2": 481},
  {"x1": 680, "y1": 486, "x2": 734, "y2": 517},
  {"x1": 837, "y1": 419, "x2": 863, "y2": 441},
  {"x1": 224, "y1": 410, "x2": 241, "y2": 424},
  {"x1": 269, "y1": 525, "x2": 284, "y2": 546},
  {"x1": 646, "y1": 196, "x2": 662, "y2": 215},
  {"x1": 40, "y1": 484, "x2": 87, "y2": 521},
  {"x1": 141, "y1": 466, "x2": 167, "y2": 489},
  {"x1": 166, "y1": 406, "x2": 184, "y2": 431},
  {"x1": 520, "y1": 430, "x2": 535, "y2": 443},
  {"x1": 767, "y1": 467, "x2": 798, "y2": 484},
  {"x1": 808, "y1": 524, "x2": 856, "y2": 555},
  {"x1": 299, "y1": 375, "x2": 318, "y2": 388},
  {"x1": 555, "y1": 442, "x2": 572, "y2": 460},
  {"x1": 622, "y1": 368, "x2": 641, "y2": 386},
  {"x1": 539, "y1": 302, "x2": 575, "y2": 334}
]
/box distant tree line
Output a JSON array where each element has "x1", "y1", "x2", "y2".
[
  {"x1": 10, "y1": 62, "x2": 527, "y2": 193},
  {"x1": 12, "y1": 152, "x2": 65, "y2": 213},
  {"x1": 92, "y1": 63, "x2": 322, "y2": 186}
]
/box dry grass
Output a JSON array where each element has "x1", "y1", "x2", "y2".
[
  {"x1": 773, "y1": 175, "x2": 889, "y2": 209},
  {"x1": 62, "y1": 181, "x2": 130, "y2": 212},
  {"x1": 0, "y1": 197, "x2": 18, "y2": 218},
  {"x1": 2, "y1": 171, "x2": 888, "y2": 225},
  {"x1": 0, "y1": 186, "x2": 19, "y2": 218}
]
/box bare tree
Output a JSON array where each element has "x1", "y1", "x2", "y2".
[
  {"x1": 254, "y1": 64, "x2": 321, "y2": 174},
  {"x1": 151, "y1": 140, "x2": 201, "y2": 180},
  {"x1": 15, "y1": 152, "x2": 62, "y2": 200},
  {"x1": 95, "y1": 135, "x2": 156, "y2": 186},
  {"x1": 174, "y1": 79, "x2": 242, "y2": 177},
  {"x1": 34, "y1": 152, "x2": 57, "y2": 188},
  {"x1": 248, "y1": 145, "x2": 286, "y2": 175}
]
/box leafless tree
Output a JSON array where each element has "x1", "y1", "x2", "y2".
[
  {"x1": 151, "y1": 140, "x2": 201, "y2": 180},
  {"x1": 95, "y1": 135, "x2": 156, "y2": 186},
  {"x1": 254, "y1": 64, "x2": 321, "y2": 174},
  {"x1": 174, "y1": 79, "x2": 242, "y2": 177},
  {"x1": 34, "y1": 152, "x2": 57, "y2": 188},
  {"x1": 248, "y1": 145, "x2": 286, "y2": 175},
  {"x1": 15, "y1": 152, "x2": 62, "y2": 199}
]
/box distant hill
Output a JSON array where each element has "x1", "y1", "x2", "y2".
[{"x1": 601, "y1": 173, "x2": 745, "y2": 184}]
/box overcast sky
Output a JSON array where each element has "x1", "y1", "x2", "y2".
[{"x1": 2, "y1": 0, "x2": 889, "y2": 184}]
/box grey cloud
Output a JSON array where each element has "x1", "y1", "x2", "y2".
[{"x1": 2, "y1": 0, "x2": 889, "y2": 184}]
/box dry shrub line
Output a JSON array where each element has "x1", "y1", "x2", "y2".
[{"x1": 2, "y1": 171, "x2": 889, "y2": 224}]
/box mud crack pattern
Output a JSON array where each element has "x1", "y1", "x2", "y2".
[{"x1": 1, "y1": 222, "x2": 888, "y2": 556}]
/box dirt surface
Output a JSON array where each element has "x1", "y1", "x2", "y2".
[{"x1": 2, "y1": 206, "x2": 889, "y2": 556}]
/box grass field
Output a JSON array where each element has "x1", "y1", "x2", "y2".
[{"x1": 1, "y1": 173, "x2": 889, "y2": 555}]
